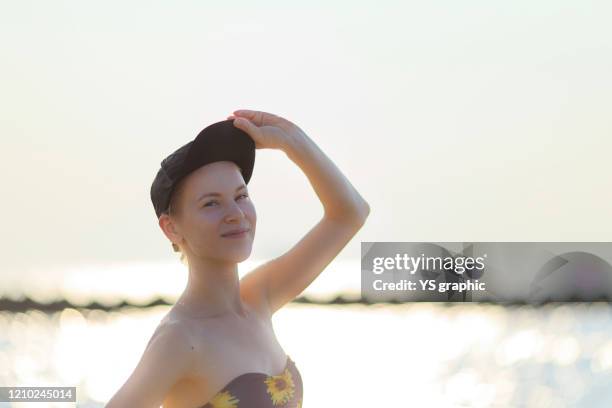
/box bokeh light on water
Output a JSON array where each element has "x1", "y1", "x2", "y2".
[{"x1": 1, "y1": 303, "x2": 611, "y2": 407}]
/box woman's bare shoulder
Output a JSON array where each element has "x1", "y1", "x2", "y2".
[
  {"x1": 240, "y1": 280, "x2": 273, "y2": 321},
  {"x1": 153, "y1": 309, "x2": 201, "y2": 342},
  {"x1": 145, "y1": 318, "x2": 195, "y2": 356},
  {"x1": 153, "y1": 308, "x2": 219, "y2": 356}
]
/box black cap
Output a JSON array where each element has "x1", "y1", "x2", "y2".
[{"x1": 150, "y1": 119, "x2": 255, "y2": 218}]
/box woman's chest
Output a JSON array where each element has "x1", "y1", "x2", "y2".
[{"x1": 162, "y1": 311, "x2": 286, "y2": 407}]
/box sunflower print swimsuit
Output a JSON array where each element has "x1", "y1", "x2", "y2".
[{"x1": 200, "y1": 355, "x2": 303, "y2": 408}]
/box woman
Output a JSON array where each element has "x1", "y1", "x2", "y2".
[{"x1": 106, "y1": 109, "x2": 370, "y2": 408}]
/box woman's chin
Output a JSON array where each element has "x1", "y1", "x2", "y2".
[{"x1": 223, "y1": 248, "x2": 253, "y2": 263}]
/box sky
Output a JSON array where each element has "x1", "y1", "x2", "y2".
[{"x1": 2, "y1": 1, "x2": 611, "y2": 276}]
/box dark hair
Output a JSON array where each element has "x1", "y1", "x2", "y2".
[{"x1": 163, "y1": 177, "x2": 188, "y2": 264}]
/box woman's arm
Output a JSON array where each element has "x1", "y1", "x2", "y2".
[
  {"x1": 232, "y1": 110, "x2": 370, "y2": 315},
  {"x1": 105, "y1": 323, "x2": 194, "y2": 408},
  {"x1": 282, "y1": 126, "x2": 370, "y2": 222}
]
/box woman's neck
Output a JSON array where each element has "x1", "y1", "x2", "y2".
[{"x1": 175, "y1": 257, "x2": 247, "y2": 319}]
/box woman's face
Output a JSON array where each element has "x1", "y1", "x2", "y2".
[{"x1": 165, "y1": 161, "x2": 256, "y2": 264}]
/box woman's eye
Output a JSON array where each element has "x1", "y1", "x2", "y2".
[{"x1": 203, "y1": 195, "x2": 248, "y2": 208}]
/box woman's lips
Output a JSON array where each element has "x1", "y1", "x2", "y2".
[{"x1": 221, "y1": 229, "x2": 250, "y2": 238}]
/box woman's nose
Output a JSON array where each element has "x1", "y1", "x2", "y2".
[{"x1": 224, "y1": 202, "x2": 245, "y2": 222}]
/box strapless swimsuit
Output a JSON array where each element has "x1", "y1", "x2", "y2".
[{"x1": 200, "y1": 355, "x2": 303, "y2": 408}]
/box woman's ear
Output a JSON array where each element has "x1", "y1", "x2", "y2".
[{"x1": 159, "y1": 214, "x2": 182, "y2": 248}]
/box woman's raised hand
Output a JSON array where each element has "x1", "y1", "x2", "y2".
[{"x1": 227, "y1": 109, "x2": 306, "y2": 151}]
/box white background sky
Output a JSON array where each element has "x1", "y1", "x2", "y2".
[{"x1": 2, "y1": 1, "x2": 611, "y2": 275}]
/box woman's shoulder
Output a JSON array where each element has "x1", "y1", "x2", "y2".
[
  {"x1": 147, "y1": 316, "x2": 196, "y2": 355},
  {"x1": 240, "y1": 281, "x2": 273, "y2": 321},
  {"x1": 156, "y1": 307, "x2": 210, "y2": 341},
  {"x1": 155, "y1": 306, "x2": 227, "y2": 351},
  {"x1": 147, "y1": 312, "x2": 214, "y2": 382}
]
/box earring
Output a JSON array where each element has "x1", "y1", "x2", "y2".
[{"x1": 172, "y1": 243, "x2": 180, "y2": 252}]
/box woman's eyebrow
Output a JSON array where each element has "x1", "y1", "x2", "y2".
[{"x1": 197, "y1": 184, "x2": 247, "y2": 201}]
